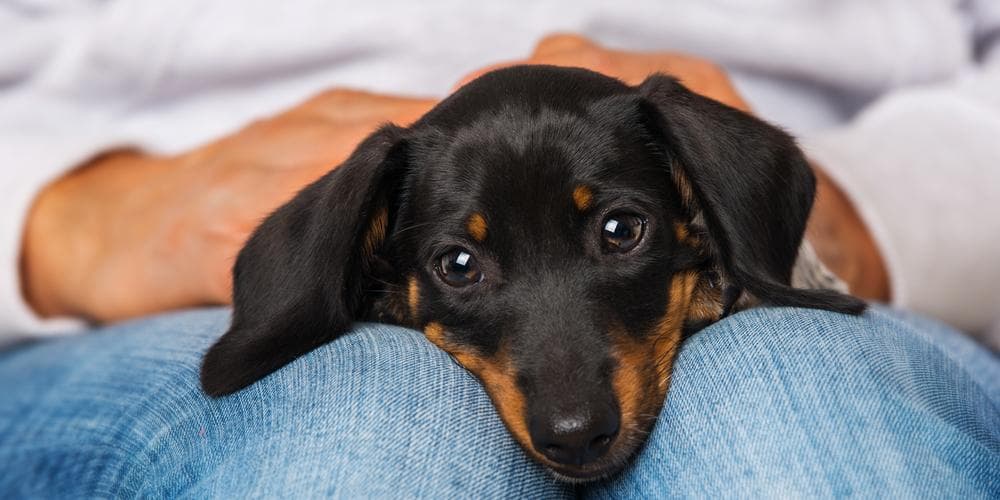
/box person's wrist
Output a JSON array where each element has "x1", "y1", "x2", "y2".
[{"x1": 20, "y1": 150, "x2": 174, "y2": 320}]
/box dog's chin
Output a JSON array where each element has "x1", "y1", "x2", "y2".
[
  {"x1": 544, "y1": 459, "x2": 626, "y2": 484},
  {"x1": 535, "y1": 442, "x2": 639, "y2": 483}
]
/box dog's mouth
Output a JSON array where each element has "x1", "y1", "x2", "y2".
[
  {"x1": 544, "y1": 457, "x2": 628, "y2": 483},
  {"x1": 516, "y1": 412, "x2": 661, "y2": 483},
  {"x1": 529, "y1": 426, "x2": 653, "y2": 482},
  {"x1": 547, "y1": 463, "x2": 619, "y2": 483}
]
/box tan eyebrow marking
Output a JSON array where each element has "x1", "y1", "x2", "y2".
[
  {"x1": 467, "y1": 212, "x2": 488, "y2": 242},
  {"x1": 653, "y1": 271, "x2": 697, "y2": 392},
  {"x1": 573, "y1": 185, "x2": 594, "y2": 212}
]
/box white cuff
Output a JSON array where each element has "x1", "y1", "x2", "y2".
[{"x1": 802, "y1": 85, "x2": 1000, "y2": 335}]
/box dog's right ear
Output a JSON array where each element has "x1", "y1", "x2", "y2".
[
  {"x1": 636, "y1": 75, "x2": 865, "y2": 315},
  {"x1": 200, "y1": 125, "x2": 407, "y2": 397}
]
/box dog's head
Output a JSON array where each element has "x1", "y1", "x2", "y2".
[{"x1": 201, "y1": 66, "x2": 864, "y2": 480}]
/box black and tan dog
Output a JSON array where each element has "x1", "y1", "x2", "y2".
[{"x1": 200, "y1": 65, "x2": 865, "y2": 481}]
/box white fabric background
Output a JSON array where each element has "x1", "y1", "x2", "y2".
[{"x1": 1, "y1": 0, "x2": 998, "y2": 346}]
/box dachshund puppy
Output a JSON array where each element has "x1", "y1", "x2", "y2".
[{"x1": 200, "y1": 65, "x2": 865, "y2": 481}]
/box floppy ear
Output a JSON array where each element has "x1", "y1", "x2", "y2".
[
  {"x1": 638, "y1": 74, "x2": 864, "y2": 314},
  {"x1": 200, "y1": 125, "x2": 407, "y2": 396}
]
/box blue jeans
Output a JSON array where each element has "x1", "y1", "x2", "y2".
[{"x1": 0, "y1": 307, "x2": 997, "y2": 498}]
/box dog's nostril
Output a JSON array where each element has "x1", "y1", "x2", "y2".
[
  {"x1": 592, "y1": 433, "x2": 612, "y2": 449},
  {"x1": 529, "y1": 410, "x2": 620, "y2": 466}
]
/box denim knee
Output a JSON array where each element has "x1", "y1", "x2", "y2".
[
  {"x1": 130, "y1": 316, "x2": 565, "y2": 498},
  {"x1": 0, "y1": 309, "x2": 569, "y2": 498},
  {"x1": 586, "y1": 306, "x2": 1000, "y2": 499},
  {"x1": 193, "y1": 325, "x2": 562, "y2": 498}
]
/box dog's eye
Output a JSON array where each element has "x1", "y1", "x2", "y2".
[
  {"x1": 601, "y1": 212, "x2": 646, "y2": 253},
  {"x1": 436, "y1": 248, "x2": 483, "y2": 287}
]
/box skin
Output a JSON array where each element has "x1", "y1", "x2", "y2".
[
  {"x1": 20, "y1": 33, "x2": 888, "y2": 323},
  {"x1": 22, "y1": 91, "x2": 435, "y2": 320}
]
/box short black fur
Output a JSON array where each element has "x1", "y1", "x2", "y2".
[{"x1": 200, "y1": 125, "x2": 407, "y2": 396}]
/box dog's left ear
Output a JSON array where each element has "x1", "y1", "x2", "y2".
[
  {"x1": 200, "y1": 125, "x2": 407, "y2": 397},
  {"x1": 637, "y1": 74, "x2": 865, "y2": 314}
]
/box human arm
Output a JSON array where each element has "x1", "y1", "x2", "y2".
[{"x1": 19, "y1": 91, "x2": 434, "y2": 324}]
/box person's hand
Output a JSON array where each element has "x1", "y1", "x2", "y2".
[
  {"x1": 458, "y1": 34, "x2": 889, "y2": 300},
  {"x1": 22, "y1": 90, "x2": 435, "y2": 322},
  {"x1": 455, "y1": 33, "x2": 751, "y2": 112}
]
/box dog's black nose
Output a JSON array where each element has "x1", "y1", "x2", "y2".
[{"x1": 529, "y1": 409, "x2": 620, "y2": 466}]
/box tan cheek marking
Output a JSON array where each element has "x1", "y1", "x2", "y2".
[
  {"x1": 408, "y1": 275, "x2": 420, "y2": 320},
  {"x1": 672, "y1": 224, "x2": 719, "y2": 323},
  {"x1": 423, "y1": 321, "x2": 447, "y2": 348},
  {"x1": 362, "y1": 205, "x2": 388, "y2": 257},
  {"x1": 652, "y1": 271, "x2": 697, "y2": 392},
  {"x1": 674, "y1": 223, "x2": 690, "y2": 243},
  {"x1": 610, "y1": 272, "x2": 698, "y2": 426},
  {"x1": 610, "y1": 324, "x2": 651, "y2": 430},
  {"x1": 609, "y1": 276, "x2": 696, "y2": 432},
  {"x1": 475, "y1": 350, "x2": 531, "y2": 452},
  {"x1": 573, "y1": 185, "x2": 594, "y2": 212},
  {"x1": 421, "y1": 322, "x2": 531, "y2": 455},
  {"x1": 687, "y1": 278, "x2": 725, "y2": 324},
  {"x1": 467, "y1": 212, "x2": 488, "y2": 242}
]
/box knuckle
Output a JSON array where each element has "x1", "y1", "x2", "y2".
[
  {"x1": 301, "y1": 88, "x2": 371, "y2": 112},
  {"x1": 534, "y1": 33, "x2": 591, "y2": 55}
]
